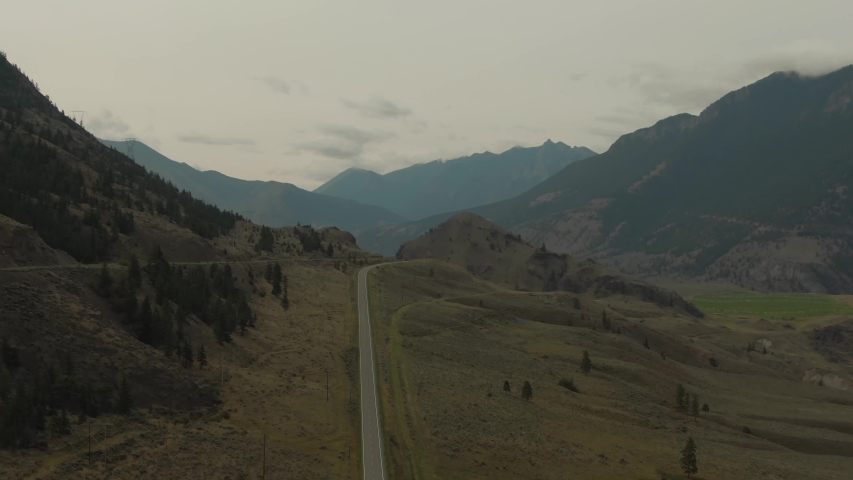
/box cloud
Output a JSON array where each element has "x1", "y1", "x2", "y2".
[
  {"x1": 87, "y1": 109, "x2": 132, "y2": 139},
  {"x1": 177, "y1": 133, "x2": 257, "y2": 146},
  {"x1": 341, "y1": 96, "x2": 412, "y2": 119},
  {"x1": 291, "y1": 124, "x2": 396, "y2": 160},
  {"x1": 257, "y1": 76, "x2": 291, "y2": 94},
  {"x1": 570, "y1": 73, "x2": 588, "y2": 82},
  {"x1": 738, "y1": 40, "x2": 853, "y2": 79}
]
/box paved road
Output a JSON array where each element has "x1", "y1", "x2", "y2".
[{"x1": 358, "y1": 265, "x2": 387, "y2": 480}]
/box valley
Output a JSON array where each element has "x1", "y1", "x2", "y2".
[{"x1": 365, "y1": 260, "x2": 853, "y2": 479}]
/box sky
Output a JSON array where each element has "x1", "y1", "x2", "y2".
[{"x1": 3, "y1": 0, "x2": 853, "y2": 190}]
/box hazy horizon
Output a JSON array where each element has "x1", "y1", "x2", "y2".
[{"x1": 3, "y1": 1, "x2": 853, "y2": 190}]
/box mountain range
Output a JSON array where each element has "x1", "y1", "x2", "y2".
[
  {"x1": 314, "y1": 140, "x2": 596, "y2": 219},
  {"x1": 99, "y1": 139, "x2": 406, "y2": 234},
  {"x1": 360, "y1": 66, "x2": 853, "y2": 293}
]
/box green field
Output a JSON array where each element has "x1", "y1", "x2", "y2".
[{"x1": 692, "y1": 293, "x2": 853, "y2": 319}]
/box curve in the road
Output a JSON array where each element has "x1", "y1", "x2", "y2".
[{"x1": 358, "y1": 265, "x2": 387, "y2": 480}]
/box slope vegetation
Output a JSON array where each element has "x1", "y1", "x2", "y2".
[
  {"x1": 367, "y1": 260, "x2": 853, "y2": 479},
  {"x1": 315, "y1": 140, "x2": 596, "y2": 219},
  {"x1": 100, "y1": 139, "x2": 407, "y2": 234},
  {"x1": 0, "y1": 52, "x2": 373, "y2": 478},
  {"x1": 395, "y1": 212, "x2": 701, "y2": 316}
]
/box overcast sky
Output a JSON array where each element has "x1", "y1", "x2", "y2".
[{"x1": 3, "y1": 1, "x2": 853, "y2": 190}]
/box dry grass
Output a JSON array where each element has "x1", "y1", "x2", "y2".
[
  {"x1": 0, "y1": 223, "x2": 371, "y2": 480},
  {"x1": 368, "y1": 261, "x2": 853, "y2": 479}
]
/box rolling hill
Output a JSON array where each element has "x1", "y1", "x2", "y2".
[
  {"x1": 363, "y1": 66, "x2": 853, "y2": 293},
  {"x1": 395, "y1": 212, "x2": 702, "y2": 316},
  {"x1": 314, "y1": 140, "x2": 596, "y2": 219},
  {"x1": 99, "y1": 139, "x2": 407, "y2": 234}
]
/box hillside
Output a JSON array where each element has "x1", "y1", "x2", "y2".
[
  {"x1": 0, "y1": 52, "x2": 374, "y2": 478},
  {"x1": 100, "y1": 139, "x2": 407, "y2": 234},
  {"x1": 314, "y1": 140, "x2": 596, "y2": 219},
  {"x1": 395, "y1": 212, "x2": 702, "y2": 316},
  {"x1": 367, "y1": 261, "x2": 853, "y2": 479},
  {"x1": 365, "y1": 66, "x2": 853, "y2": 294}
]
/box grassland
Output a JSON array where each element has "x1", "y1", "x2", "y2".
[
  {"x1": 692, "y1": 293, "x2": 853, "y2": 319},
  {"x1": 367, "y1": 261, "x2": 853, "y2": 479}
]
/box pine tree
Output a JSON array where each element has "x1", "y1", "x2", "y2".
[
  {"x1": 117, "y1": 376, "x2": 132, "y2": 414},
  {"x1": 521, "y1": 381, "x2": 533, "y2": 401},
  {"x1": 327, "y1": 244, "x2": 334, "y2": 257},
  {"x1": 281, "y1": 275, "x2": 290, "y2": 310},
  {"x1": 676, "y1": 384, "x2": 687, "y2": 411},
  {"x1": 680, "y1": 437, "x2": 698, "y2": 478},
  {"x1": 182, "y1": 342, "x2": 193, "y2": 368},
  {"x1": 691, "y1": 395, "x2": 700, "y2": 416},
  {"x1": 265, "y1": 262, "x2": 273, "y2": 282},
  {"x1": 272, "y1": 273, "x2": 281, "y2": 296},
  {"x1": 503, "y1": 380, "x2": 510, "y2": 395},
  {"x1": 580, "y1": 350, "x2": 592, "y2": 375},
  {"x1": 197, "y1": 344, "x2": 207, "y2": 369},
  {"x1": 98, "y1": 263, "x2": 112, "y2": 295},
  {"x1": 128, "y1": 254, "x2": 141, "y2": 287},
  {"x1": 644, "y1": 337, "x2": 650, "y2": 349}
]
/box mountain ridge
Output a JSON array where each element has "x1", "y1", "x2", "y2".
[
  {"x1": 99, "y1": 139, "x2": 407, "y2": 233},
  {"x1": 314, "y1": 140, "x2": 597, "y2": 219},
  {"x1": 360, "y1": 65, "x2": 853, "y2": 293}
]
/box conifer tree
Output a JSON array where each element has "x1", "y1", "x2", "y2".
[
  {"x1": 691, "y1": 395, "x2": 700, "y2": 416},
  {"x1": 197, "y1": 344, "x2": 207, "y2": 369},
  {"x1": 98, "y1": 263, "x2": 112, "y2": 295},
  {"x1": 128, "y1": 254, "x2": 141, "y2": 288},
  {"x1": 503, "y1": 380, "x2": 510, "y2": 395},
  {"x1": 182, "y1": 342, "x2": 193, "y2": 368},
  {"x1": 117, "y1": 376, "x2": 132, "y2": 414},
  {"x1": 522, "y1": 381, "x2": 533, "y2": 401},
  {"x1": 680, "y1": 437, "x2": 698, "y2": 478},
  {"x1": 644, "y1": 337, "x2": 650, "y2": 349},
  {"x1": 281, "y1": 275, "x2": 290, "y2": 310},
  {"x1": 580, "y1": 350, "x2": 592, "y2": 375},
  {"x1": 676, "y1": 384, "x2": 687, "y2": 411},
  {"x1": 272, "y1": 272, "x2": 281, "y2": 296}
]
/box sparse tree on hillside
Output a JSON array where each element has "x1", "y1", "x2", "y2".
[
  {"x1": 691, "y1": 395, "x2": 700, "y2": 416},
  {"x1": 265, "y1": 262, "x2": 273, "y2": 282},
  {"x1": 117, "y1": 376, "x2": 132, "y2": 414},
  {"x1": 98, "y1": 263, "x2": 112, "y2": 294},
  {"x1": 580, "y1": 350, "x2": 592, "y2": 375},
  {"x1": 676, "y1": 384, "x2": 687, "y2": 412},
  {"x1": 522, "y1": 381, "x2": 533, "y2": 401},
  {"x1": 128, "y1": 254, "x2": 141, "y2": 287},
  {"x1": 644, "y1": 337, "x2": 650, "y2": 349},
  {"x1": 327, "y1": 244, "x2": 334, "y2": 257},
  {"x1": 182, "y1": 341, "x2": 194, "y2": 368},
  {"x1": 281, "y1": 275, "x2": 290, "y2": 310},
  {"x1": 702, "y1": 403, "x2": 710, "y2": 412},
  {"x1": 503, "y1": 380, "x2": 511, "y2": 395},
  {"x1": 272, "y1": 263, "x2": 282, "y2": 296},
  {"x1": 197, "y1": 344, "x2": 207, "y2": 369},
  {"x1": 680, "y1": 437, "x2": 698, "y2": 478}
]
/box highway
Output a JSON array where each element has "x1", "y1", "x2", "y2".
[{"x1": 357, "y1": 265, "x2": 387, "y2": 480}]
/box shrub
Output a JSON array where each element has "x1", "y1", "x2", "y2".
[{"x1": 558, "y1": 377, "x2": 579, "y2": 393}]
